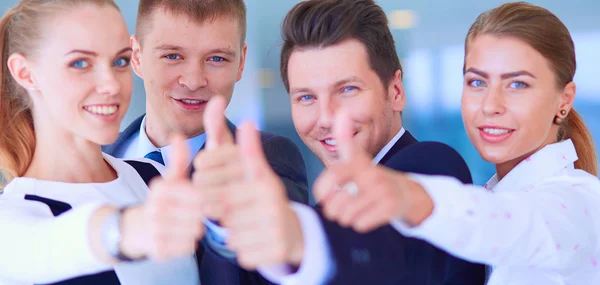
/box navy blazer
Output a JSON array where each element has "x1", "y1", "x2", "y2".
[
  {"x1": 102, "y1": 115, "x2": 309, "y2": 285},
  {"x1": 316, "y1": 131, "x2": 487, "y2": 285}
]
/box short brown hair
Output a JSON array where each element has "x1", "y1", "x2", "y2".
[
  {"x1": 280, "y1": 0, "x2": 402, "y2": 92},
  {"x1": 465, "y1": 1, "x2": 597, "y2": 175},
  {"x1": 135, "y1": 0, "x2": 247, "y2": 44}
]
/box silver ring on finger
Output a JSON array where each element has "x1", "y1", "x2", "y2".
[{"x1": 335, "y1": 181, "x2": 359, "y2": 197}]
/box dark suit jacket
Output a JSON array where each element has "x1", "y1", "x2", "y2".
[
  {"x1": 317, "y1": 130, "x2": 487, "y2": 285},
  {"x1": 102, "y1": 115, "x2": 308, "y2": 204},
  {"x1": 102, "y1": 114, "x2": 309, "y2": 285}
]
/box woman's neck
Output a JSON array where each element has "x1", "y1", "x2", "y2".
[
  {"x1": 495, "y1": 134, "x2": 559, "y2": 180},
  {"x1": 495, "y1": 160, "x2": 519, "y2": 181},
  {"x1": 24, "y1": 123, "x2": 116, "y2": 184}
]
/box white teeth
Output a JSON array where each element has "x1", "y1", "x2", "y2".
[
  {"x1": 84, "y1": 105, "x2": 118, "y2": 115},
  {"x1": 324, "y1": 139, "x2": 337, "y2": 146},
  {"x1": 483, "y1": 128, "x2": 510, "y2": 135},
  {"x1": 181, "y1": 99, "x2": 204, "y2": 104}
]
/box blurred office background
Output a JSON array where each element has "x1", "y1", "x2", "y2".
[{"x1": 0, "y1": 1, "x2": 598, "y2": 202}]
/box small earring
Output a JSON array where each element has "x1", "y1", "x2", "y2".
[
  {"x1": 29, "y1": 87, "x2": 36, "y2": 91},
  {"x1": 554, "y1": 116, "x2": 563, "y2": 125},
  {"x1": 554, "y1": 109, "x2": 568, "y2": 125}
]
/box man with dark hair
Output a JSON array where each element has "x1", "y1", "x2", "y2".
[
  {"x1": 102, "y1": 1, "x2": 309, "y2": 284},
  {"x1": 199, "y1": 0, "x2": 487, "y2": 284}
]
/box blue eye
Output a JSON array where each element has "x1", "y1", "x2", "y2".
[
  {"x1": 510, "y1": 81, "x2": 528, "y2": 89},
  {"x1": 469, "y1": 79, "x2": 485, "y2": 87},
  {"x1": 342, "y1": 86, "x2": 358, "y2": 93},
  {"x1": 164, "y1": 54, "x2": 182, "y2": 60},
  {"x1": 209, "y1": 56, "x2": 226, "y2": 62},
  {"x1": 113, "y1": 58, "x2": 130, "y2": 67},
  {"x1": 299, "y1": 95, "x2": 315, "y2": 101},
  {"x1": 70, "y1": 60, "x2": 89, "y2": 69}
]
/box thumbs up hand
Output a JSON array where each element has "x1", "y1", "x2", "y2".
[
  {"x1": 192, "y1": 96, "x2": 242, "y2": 220},
  {"x1": 121, "y1": 134, "x2": 206, "y2": 261},
  {"x1": 220, "y1": 122, "x2": 305, "y2": 270},
  {"x1": 203, "y1": 96, "x2": 234, "y2": 150},
  {"x1": 313, "y1": 111, "x2": 416, "y2": 233}
]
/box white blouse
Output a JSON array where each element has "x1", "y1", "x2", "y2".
[
  {"x1": 393, "y1": 139, "x2": 600, "y2": 285},
  {"x1": 0, "y1": 154, "x2": 199, "y2": 285}
]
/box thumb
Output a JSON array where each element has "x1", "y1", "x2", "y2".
[
  {"x1": 333, "y1": 110, "x2": 358, "y2": 163},
  {"x1": 237, "y1": 121, "x2": 270, "y2": 180},
  {"x1": 165, "y1": 133, "x2": 190, "y2": 180},
  {"x1": 204, "y1": 95, "x2": 234, "y2": 149}
]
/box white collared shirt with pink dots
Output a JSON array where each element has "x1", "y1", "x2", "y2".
[{"x1": 393, "y1": 139, "x2": 600, "y2": 285}]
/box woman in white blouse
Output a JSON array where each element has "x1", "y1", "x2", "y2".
[
  {"x1": 316, "y1": 2, "x2": 600, "y2": 285},
  {"x1": 0, "y1": 1, "x2": 204, "y2": 284}
]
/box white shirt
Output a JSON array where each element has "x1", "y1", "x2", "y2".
[
  {"x1": 122, "y1": 115, "x2": 207, "y2": 167},
  {"x1": 258, "y1": 128, "x2": 406, "y2": 285},
  {"x1": 0, "y1": 154, "x2": 199, "y2": 285},
  {"x1": 392, "y1": 139, "x2": 600, "y2": 285}
]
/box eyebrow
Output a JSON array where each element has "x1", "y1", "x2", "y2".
[
  {"x1": 289, "y1": 87, "x2": 312, "y2": 95},
  {"x1": 65, "y1": 47, "x2": 132, "y2": 57},
  {"x1": 464, "y1": 67, "x2": 536, "y2": 79},
  {"x1": 331, "y1": 76, "x2": 365, "y2": 89},
  {"x1": 153, "y1": 44, "x2": 183, "y2": 52},
  {"x1": 500, "y1": 70, "x2": 537, "y2": 79},
  {"x1": 153, "y1": 45, "x2": 237, "y2": 57},
  {"x1": 210, "y1": 48, "x2": 237, "y2": 58}
]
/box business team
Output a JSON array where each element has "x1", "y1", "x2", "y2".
[{"x1": 0, "y1": 0, "x2": 597, "y2": 285}]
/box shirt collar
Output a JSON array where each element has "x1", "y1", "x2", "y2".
[
  {"x1": 136, "y1": 115, "x2": 207, "y2": 167},
  {"x1": 373, "y1": 127, "x2": 406, "y2": 164},
  {"x1": 483, "y1": 139, "x2": 578, "y2": 192}
]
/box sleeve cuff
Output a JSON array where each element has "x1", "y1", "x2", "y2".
[
  {"x1": 204, "y1": 219, "x2": 229, "y2": 243},
  {"x1": 203, "y1": 219, "x2": 237, "y2": 260},
  {"x1": 258, "y1": 203, "x2": 334, "y2": 285}
]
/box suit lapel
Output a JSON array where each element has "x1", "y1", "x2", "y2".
[
  {"x1": 371, "y1": 130, "x2": 418, "y2": 282},
  {"x1": 378, "y1": 130, "x2": 418, "y2": 166}
]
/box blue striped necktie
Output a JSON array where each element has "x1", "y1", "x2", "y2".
[{"x1": 144, "y1": 150, "x2": 165, "y2": 165}]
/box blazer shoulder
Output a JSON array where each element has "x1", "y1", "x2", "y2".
[
  {"x1": 386, "y1": 141, "x2": 473, "y2": 184},
  {"x1": 257, "y1": 131, "x2": 309, "y2": 204},
  {"x1": 398, "y1": 141, "x2": 462, "y2": 158},
  {"x1": 258, "y1": 131, "x2": 304, "y2": 160}
]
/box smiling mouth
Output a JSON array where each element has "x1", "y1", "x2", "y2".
[
  {"x1": 477, "y1": 126, "x2": 516, "y2": 143},
  {"x1": 172, "y1": 98, "x2": 209, "y2": 111},
  {"x1": 83, "y1": 105, "x2": 119, "y2": 115},
  {"x1": 176, "y1": 99, "x2": 207, "y2": 105},
  {"x1": 319, "y1": 131, "x2": 359, "y2": 150},
  {"x1": 322, "y1": 139, "x2": 337, "y2": 146},
  {"x1": 480, "y1": 127, "x2": 514, "y2": 135}
]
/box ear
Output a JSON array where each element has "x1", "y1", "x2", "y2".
[
  {"x1": 7, "y1": 53, "x2": 37, "y2": 92},
  {"x1": 387, "y1": 69, "x2": 405, "y2": 112},
  {"x1": 236, "y1": 43, "x2": 247, "y2": 82},
  {"x1": 558, "y1": 81, "x2": 576, "y2": 115},
  {"x1": 130, "y1": 35, "x2": 144, "y2": 79}
]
